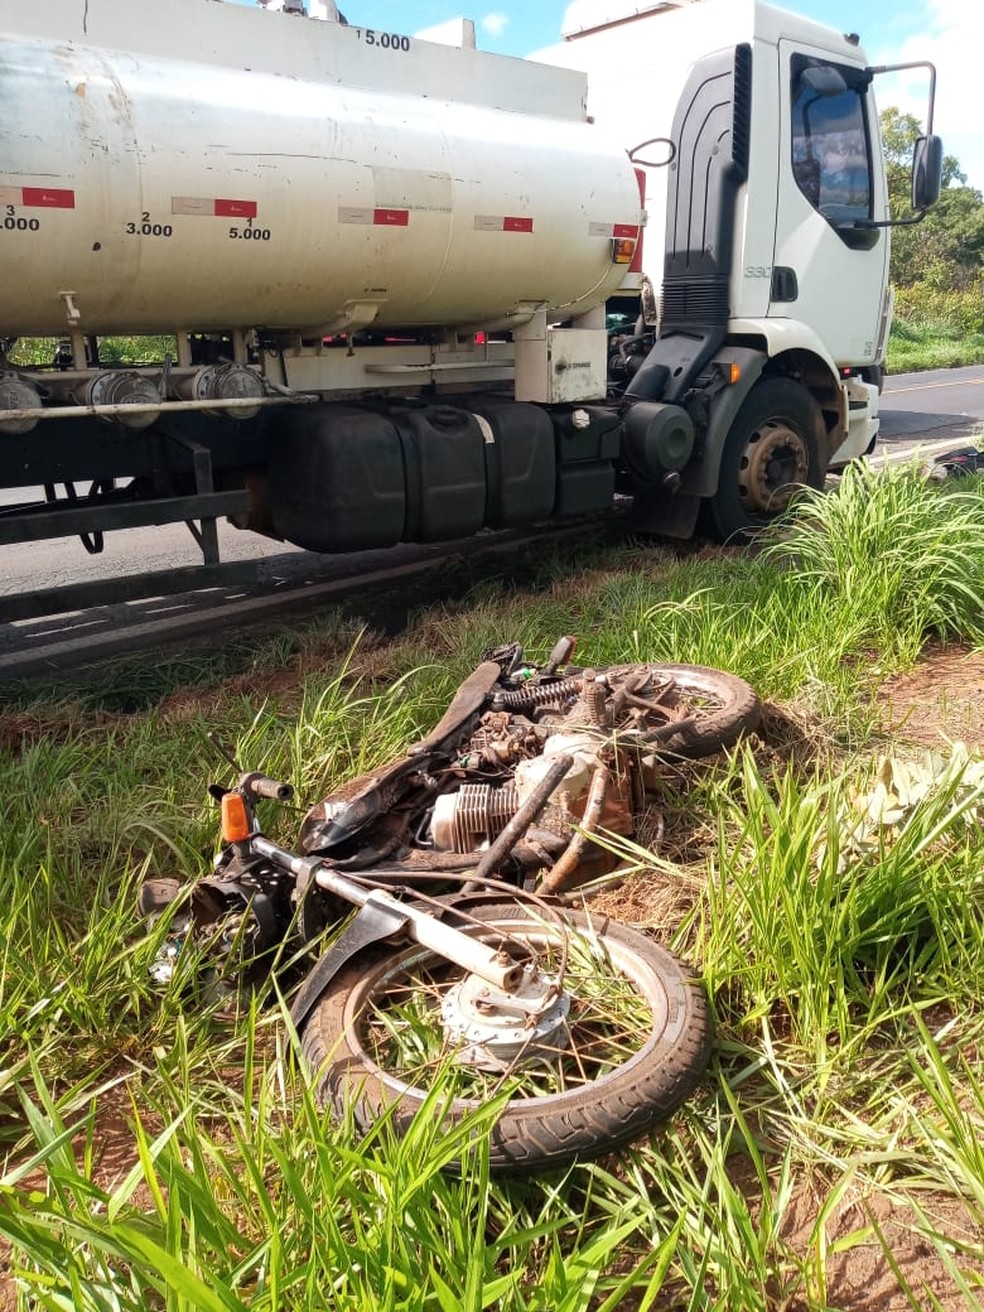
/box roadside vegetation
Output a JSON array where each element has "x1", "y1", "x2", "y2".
[
  {"x1": 883, "y1": 108, "x2": 984, "y2": 374},
  {"x1": 1, "y1": 462, "x2": 983, "y2": 1309},
  {"x1": 888, "y1": 314, "x2": 984, "y2": 374}
]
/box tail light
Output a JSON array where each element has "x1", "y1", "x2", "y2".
[{"x1": 612, "y1": 237, "x2": 637, "y2": 264}]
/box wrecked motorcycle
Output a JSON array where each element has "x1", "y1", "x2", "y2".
[{"x1": 142, "y1": 639, "x2": 759, "y2": 1172}]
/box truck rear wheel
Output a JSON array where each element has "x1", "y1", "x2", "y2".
[{"x1": 706, "y1": 377, "x2": 826, "y2": 542}]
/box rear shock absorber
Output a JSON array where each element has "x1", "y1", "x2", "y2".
[{"x1": 490, "y1": 675, "x2": 584, "y2": 712}]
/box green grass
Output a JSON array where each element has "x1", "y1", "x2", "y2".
[
  {"x1": 6, "y1": 336, "x2": 177, "y2": 367},
  {"x1": 887, "y1": 317, "x2": 984, "y2": 373},
  {"x1": 1, "y1": 464, "x2": 984, "y2": 1309}
]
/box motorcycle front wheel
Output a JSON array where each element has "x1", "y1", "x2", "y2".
[{"x1": 300, "y1": 900, "x2": 711, "y2": 1173}]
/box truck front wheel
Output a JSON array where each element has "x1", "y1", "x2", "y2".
[{"x1": 706, "y1": 377, "x2": 826, "y2": 542}]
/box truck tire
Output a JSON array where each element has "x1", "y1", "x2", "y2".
[
  {"x1": 300, "y1": 901, "x2": 711, "y2": 1174},
  {"x1": 706, "y1": 377, "x2": 827, "y2": 542}
]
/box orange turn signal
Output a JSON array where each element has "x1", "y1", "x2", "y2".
[
  {"x1": 612, "y1": 238, "x2": 637, "y2": 265},
  {"x1": 729, "y1": 362, "x2": 741, "y2": 385},
  {"x1": 221, "y1": 793, "x2": 252, "y2": 843}
]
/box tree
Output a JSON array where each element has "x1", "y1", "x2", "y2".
[{"x1": 880, "y1": 107, "x2": 984, "y2": 291}]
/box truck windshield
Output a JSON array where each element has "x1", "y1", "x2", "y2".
[{"x1": 791, "y1": 56, "x2": 872, "y2": 229}]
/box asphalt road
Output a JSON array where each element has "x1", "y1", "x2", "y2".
[
  {"x1": 879, "y1": 365, "x2": 984, "y2": 445},
  {"x1": 1, "y1": 365, "x2": 981, "y2": 677}
]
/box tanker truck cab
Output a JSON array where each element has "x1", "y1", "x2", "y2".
[
  {"x1": 0, "y1": 0, "x2": 941, "y2": 618},
  {"x1": 540, "y1": 0, "x2": 941, "y2": 539}
]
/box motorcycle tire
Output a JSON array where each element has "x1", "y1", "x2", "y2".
[
  {"x1": 300, "y1": 900, "x2": 711, "y2": 1174},
  {"x1": 604, "y1": 662, "x2": 760, "y2": 757}
]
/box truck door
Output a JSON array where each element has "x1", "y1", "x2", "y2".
[{"x1": 770, "y1": 42, "x2": 889, "y2": 366}]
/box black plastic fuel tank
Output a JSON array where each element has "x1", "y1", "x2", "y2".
[
  {"x1": 268, "y1": 398, "x2": 559, "y2": 553},
  {"x1": 268, "y1": 405, "x2": 406, "y2": 552},
  {"x1": 465, "y1": 398, "x2": 556, "y2": 529},
  {"x1": 390, "y1": 404, "x2": 487, "y2": 542}
]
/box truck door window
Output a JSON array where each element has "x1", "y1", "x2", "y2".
[{"x1": 791, "y1": 55, "x2": 873, "y2": 239}]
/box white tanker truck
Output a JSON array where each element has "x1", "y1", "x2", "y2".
[{"x1": 0, "y1": 0, "x2": 941, "y2": 615}]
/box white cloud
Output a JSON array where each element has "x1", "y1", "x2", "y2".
[
  {"x1": 873, "y1": 0, "x2": 984, "y2": 192},
  {"x1": 481, "y1": 11, "x2": 510, "y2": 38}
]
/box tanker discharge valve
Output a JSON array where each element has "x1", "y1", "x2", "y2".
[
  {"x1": 77, "y1": 372, "x2": 161, "y2": 430},
  {"x1": 177, "y1": 365, "x2": 265, "y2": 420},
  {"x1": 0, "y1": 373, "x2": 43, "y2": 435}
]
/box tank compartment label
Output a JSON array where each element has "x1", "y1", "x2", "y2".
[
  {"x1": 371, "y1": 166, "x2": 452, "y2": 215},
  {"x1": 474, "y1": 215, "x2": 534, "y2": 233},
  {"x1": 353, "y1": 28, "x2": 411, "y2": 52},
  {"x1": 2, "y1": 210, "x2": 40, "y2": 232},
  {"x1": 339, "y1": 207, "x2": 411, "y2": 227},
  {"x1": 126, "y1": 212, "x2": 173, "y2": 237},
  {"x1": 587, "y1": 222, "x2": 641, "y2": 239},
  {"x1": 229, "y1": 226, "x2": 272, "y2": 241},
  {"x1": 0, "y1": 186, "x2": 74, "y2": 209},
  {"x1": 171, "y1": 196, "x2": 258, "y2": 219}
]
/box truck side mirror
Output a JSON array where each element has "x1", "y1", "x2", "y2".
[{"x1": 912, "y1": 134, "x2": 942, "y2": 212}]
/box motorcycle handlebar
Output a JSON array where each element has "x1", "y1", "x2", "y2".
[{"x1": 242, "y1": 772, "x2": 294, "y2": 802}]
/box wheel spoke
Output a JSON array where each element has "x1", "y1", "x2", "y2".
[
  {"x1": 351, "y1": 928, "x2": 658, "y2": 1099},
  {"x1": 302, "y1": 902, "x2": 711, "y2": 1172}
]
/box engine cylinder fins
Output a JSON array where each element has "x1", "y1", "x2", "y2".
[{"x1": 430, "y1": 783, "x2": 520, "y2": 852}]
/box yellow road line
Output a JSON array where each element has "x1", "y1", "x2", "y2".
[{"x1": 884, "y1": 376, "x2": 984, "y2": 395}]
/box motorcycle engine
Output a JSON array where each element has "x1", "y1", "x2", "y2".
[{"x1": 428, "y1": 719, "x2": 631, "y2": 854}]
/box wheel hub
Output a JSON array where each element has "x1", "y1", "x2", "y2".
[
  {"x1": 441, "y1": 965, "x2": 571, "y2": 1072},
  {"x1": 738, "y1": 420, "x2": 808, "y2": 513}
]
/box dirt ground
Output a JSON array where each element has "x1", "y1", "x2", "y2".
[
  {"x1": 2, "y1": 646, "x2": 982, "y2": 1310},
  {"x1": 878, "y1": 644, "x2": 984, "y2": 755},
  {"x1": 785, "y1": 1185, "x2": 982, "y2": 1312}
]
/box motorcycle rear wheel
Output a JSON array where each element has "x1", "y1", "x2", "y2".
[
  {"x1": 604, "y1": 662, "x2": 760, "y2": 757},
  {"x1": 300, "y1": 900, "x2": 711, "y2": 1173}
]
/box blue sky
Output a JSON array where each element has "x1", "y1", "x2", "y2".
[
  {"x1": 231, "y1": 1, "x2": 980, "y2": 191},
  {"x1": 324, "y1": 1, "x2": 911, "y2": 55}
]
